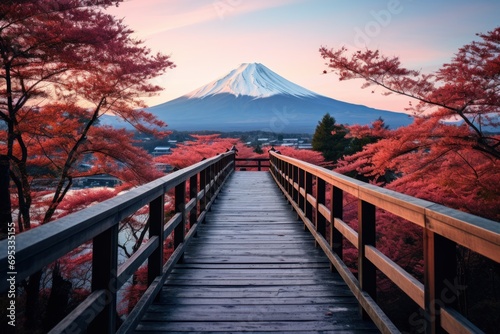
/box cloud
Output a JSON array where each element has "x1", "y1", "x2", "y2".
[{"x1": 108, "y1": 0, "x2": 304, "y2": 38}]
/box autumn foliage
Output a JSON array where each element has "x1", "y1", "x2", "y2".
[
  {"x1": 1, "y1": 0, "x2": 174, "y2": 231},
  {"x1": 155, "y1": 134, "x2": 325, "y2": 170},
  {"x1": 321, "y1": 27, "x2": 500, "y2": 221}
]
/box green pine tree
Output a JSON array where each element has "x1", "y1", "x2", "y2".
[{"x1": 312, "y1": 113, "x2": 348, "y2": 163}]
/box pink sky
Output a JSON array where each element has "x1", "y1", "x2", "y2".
[{"x1": 108, "y1": 0, "x2": 499, "y2": 112}]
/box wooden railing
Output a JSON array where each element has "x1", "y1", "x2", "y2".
[
  {"x1": 234, "y1": 157, "x2": 269, "y2": 171},
  {"x1": 0, "y1": 151, "x2": 235, "y2": 333},
  {"x1": 269, "y1": 151, "x2": 500, "y2": 334}
]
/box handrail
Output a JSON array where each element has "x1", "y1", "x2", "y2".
[
  {"x1": 0, "y1": 151, "x2": 236, "y2": 333},
  {"x1": 234, "y1": 157, "x2": 269, "y2": 171},
  {"x1": 269, "y1": 151, "x2": 499, "y2": 334}
]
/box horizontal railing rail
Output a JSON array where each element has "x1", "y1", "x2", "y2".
[
  {"x1": 269, "y1": 151, "x2": 499, "y2": 334},
  {"x1": 234, "y1": 157, "x2": 270, "y2": 171},
  {"x1": 0, "y1": 151, "x2": 236, "y2": 333}
]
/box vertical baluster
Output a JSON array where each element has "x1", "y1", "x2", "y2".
[
  {"x1": 331, "y1": 186, "x2": 343, "y2": 258},
  {"x1": 200, "y1": 167, "x2": 207, "y2": 218},
  {"x1": 174, "y1": 181, "x2": 186, "y2": 263},
  {"x1": 305, "y1": 172, "x2": 313, "y2": 222},
  {"x1": 209, "y1": 163, "x2": 215, "y2": 204},
  {"x1": 148, "y1": 194, "x2": 165, "y2": 287},
  {"x1": 281, "y1": 159, "x2": 285, "y2": 186},
  {"x1": 424, "y1": 230, "x2": 457, "y2": 334},
  {"x1": 315, "y1": 178, "x2": 326, "y2": 238},
  {"x1": 190, "y1": 174, "x2": 198, "y2": 228},
  {"x1": 206, "y1": 165, "x2": 212, "y2": 207},
  {"x1": 298, "y1": 168, "x2": 303, "y2": 211},
  {"x1": 292, "y1": 165, "x2": 299, "y2": 207},
  {"x1": 358, "y1": 199, "x2": 376, "y2": 319},
  {"x1": 280, "y1": 159, "x2": 285, "y2": 188},
  {"x1": 214, "y1": 159, "x2": 220, "y2": 190},
  {"x1": 90, "y1": 224, "x2": 118, "y2": 333}
]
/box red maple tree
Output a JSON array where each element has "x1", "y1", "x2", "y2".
[
  {"x1": 320, "y1": 27, "x2": 500, "y2": 221},
  {"x1": 0, "y1": 0, "x2": 174, "y2": 232}
]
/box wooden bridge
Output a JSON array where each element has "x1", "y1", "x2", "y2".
[{"x1": 1, "y1": 151, "x2": 499, "y2": 333}]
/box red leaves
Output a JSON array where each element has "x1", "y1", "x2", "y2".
[
  {"x1": 156, "y1": 134, "x2": 241, "y2": 169},
  {"x1": 321, "y1": 27, "x2": 500, "y2": 160},
  {"x1": 2, "y1": 0, "x2": 175, "y2": 228},
  {"x1": 336, "y1": 118, "x2": 500, "y2": 220},
  {"x1": 322, "y1": 28, "x2": 500, "y2": 220}
]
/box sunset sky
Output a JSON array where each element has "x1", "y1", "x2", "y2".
[{"x1": 107, "y1": 0, "x2": 500, "y2": 112}]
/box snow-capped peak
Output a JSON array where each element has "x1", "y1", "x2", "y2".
[{"x1": 185, "y1": 63, "x2": 318, "y2": 99}]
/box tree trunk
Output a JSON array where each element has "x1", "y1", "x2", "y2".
[{"x1": 0, "y1": 156, "x2": 12, "y2": 235}]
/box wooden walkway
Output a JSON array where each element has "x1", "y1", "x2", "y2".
[{"x1": 134, "y1": 172, "x2": 379, "y2": 333}]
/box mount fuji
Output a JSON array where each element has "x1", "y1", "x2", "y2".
[{"x1": 113, "y1": 63, "x2": 413, "y2": 133}]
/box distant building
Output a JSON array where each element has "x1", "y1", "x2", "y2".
[
  {"x1": 153, "y1": 146, "x2": 171, "y2": 156},
  {"x1": 73, "y1": 174, "x2": 121, "y2": 188},
  {"x1": 297, "y1": 144, "x2": 313, "y2": 150}
]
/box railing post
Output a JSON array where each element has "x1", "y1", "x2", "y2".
[
  {"x1": 148, "y1": 194, "x2": 165, "y2": 287},
  {"x1": 315, "y1": 177, "x2": 326, "y2": 248},
  {"x1": 209, "y1": 163, "x2": 215, "y2": 204},
  {"x1": 89, "y1": 224, "x2": 118, "y2": 333},
  {"x1": 190, "y1": 174, "x2": 198, "y2": 228},
  {"x1": 205, "y1": 165, "x2": 212, "y2": 208},
  {"x1": 292, "y1": 165, "x2": 299, "y2": 208},
  {"x1": 424, "y1": 230, "x2": 457, "y2": 334},
  {"x1": 200, "y1": 167, "x2": 207, "y2": 217},
  {"x1": 305, "y1": 172, "x2": 313, "y2": 222},
  {"x1": 298, "y1": 168, "x2": 303, "y2": 210},
  {"x1": 174, "y1": 181, "x2": 186, "y2": 263},
  {"x1": 277, "y1": 158, "x2": 284, "y2": 186},
  {"x1": 358, "y1": 199, "x2": 376, "y2": 319},
  {"x1": 330, "y1": 186, "x2": 343, "y2": 258}
]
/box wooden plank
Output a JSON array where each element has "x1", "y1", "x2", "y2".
[
  {"x1": 152, "y1": 297, "x2": 357, "y2": 306},
  {"x1": 134, "y1": 172, "x2": 378, "y2": 333},
  {"x1": 135, "y1": 321, "x2": 379, "y2": 333},
  {"x1": 160, "y1": 284, "x2": 353, "y2": 297}
]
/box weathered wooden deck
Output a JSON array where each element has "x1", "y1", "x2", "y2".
[{"x1": 134, "y1": 172, "x2": 379, "y2": 333}]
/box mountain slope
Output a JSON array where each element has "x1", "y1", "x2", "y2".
[
  {"x1": 148, "y1": 93, "x2": 412, "y2": 133},
  {"x1": 102, "y1": 63, "x2": 413, "y2": 133}
]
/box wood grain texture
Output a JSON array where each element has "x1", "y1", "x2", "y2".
[{"x1": 134, "y1": 172, "x2": 378, "y2": 333}]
